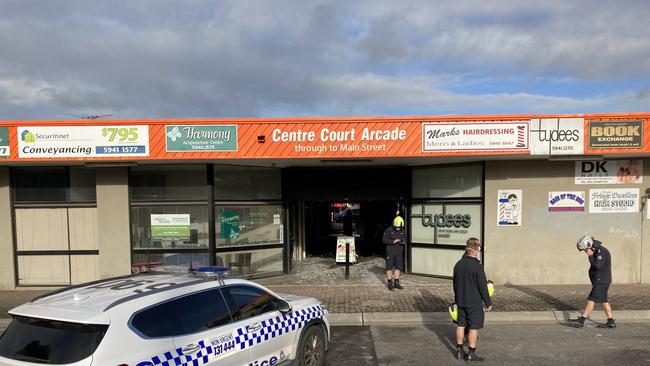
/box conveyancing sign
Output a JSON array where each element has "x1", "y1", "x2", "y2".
[{"x1": 166, "y1": 125, "x2": 238, "y2": 152}]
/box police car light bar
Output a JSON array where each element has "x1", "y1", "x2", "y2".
[
  {"x1": 150, "y1": 265, "x2": 193, "y2": 274},
  {"x1": 193, "y1": 266, "x2": 231, "y2": 278}
]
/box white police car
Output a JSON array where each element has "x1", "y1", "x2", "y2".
[{"x1": 0, "y1": 267, "x2": 329, "y2": 366}]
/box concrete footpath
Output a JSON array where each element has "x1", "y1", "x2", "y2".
[{"x1": 1, "y1": 257, "x2": 650, "y2": 328}]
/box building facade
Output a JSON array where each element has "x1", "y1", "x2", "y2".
[{"x1": 1, "y1": 114, "x2": 649, "y2": 289}]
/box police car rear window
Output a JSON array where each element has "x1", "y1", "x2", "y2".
[{"x1": 0, "y1": 316, "x2": 108, "y2": 364}]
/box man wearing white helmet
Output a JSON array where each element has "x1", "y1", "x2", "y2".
[{"x1": 569, "y1": 235, "x2": 616, "y2": 329}]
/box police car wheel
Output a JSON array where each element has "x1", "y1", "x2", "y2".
[{"x1": 299, "y1": 326, "x2": 326, "y2": 366}]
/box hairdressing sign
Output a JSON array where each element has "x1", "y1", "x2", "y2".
[
  {"x1": 575, "y1": 160, "x2": 643, "y2": 184},
  {"x1": 17, "y1": 126, "x2": 149, "y2": 158},
  {"x1": 0, "y1": 127, "x2": 8, "y2": 157},
  {"x1": 589, "y1": 188, "x2": 639, "y2": 213},
  {"x1": 422, "y1": 122, "x2": 529, "y2": 152},
  {"x1": 151, "y1": 214, "x2": 191, "y2": 239},
  {"x1": 548, "y1": 192, "x2": 585, "y2": 212}
]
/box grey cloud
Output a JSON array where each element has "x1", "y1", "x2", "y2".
[{"x1": 0, "y1": 0, "x2": 648, "y2": 120}]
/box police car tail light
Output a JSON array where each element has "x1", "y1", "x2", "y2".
[{"x1": 193, "y1": 266, "x2": 231, "y2": 278}]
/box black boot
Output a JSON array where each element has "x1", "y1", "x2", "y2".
[
  {"x1": 464, "y1": 349, "x2": 483, "y2": 361},
  {"x1": 456, "y1": 346, "x2": 465, "y2": 360},
  {"x1": 569, "y1": 315, "x2": 585, "y2": 328},
  {"x1": 387, "y1": 279, "x2": 394, "y2": 290},
  {"x1": 394, "y1": 279, "x2": 403, "y2": 290},
  {"x1": 597, "y1": 318, "x2": 616, "y2": 329}
]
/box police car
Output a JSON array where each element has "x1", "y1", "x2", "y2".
[{"x1": 0, "y1": 267, "x2": 329, "y2": 366}]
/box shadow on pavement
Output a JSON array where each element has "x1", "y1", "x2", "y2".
[
  {"x1": 418, "y1": 289, "x2": 457, "y2": 358},
  {"x1": 325, "y1": 326, "x2": 378, "y2": 366},
  {"x1": 504, "y1": 285, "x2": 578, "y2": 311}
]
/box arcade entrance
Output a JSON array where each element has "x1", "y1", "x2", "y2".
[
  {"x1": 283, "y1": 167, "x2": 409, "y2": 267},
  {"x1": 302, "y1": 200, "x2": 401, "y2": 258}
]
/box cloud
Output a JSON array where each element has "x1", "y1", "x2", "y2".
[{"x1": 0, "y1": 0, "x2": 648, "y2": 119}]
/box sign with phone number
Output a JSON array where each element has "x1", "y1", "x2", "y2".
[
  {"x1": 0, "y1": 127, "x2": 9, "y2": 158},
  {"x1": 17, "y1": 125, "x2": 149, "y2": 158}
]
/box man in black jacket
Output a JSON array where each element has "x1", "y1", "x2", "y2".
[
  {"x1": 569, "y1": 235, "x2": 616, "y2": 329},
  {"x1": 453, "y1": 237, "x2": 492, "y2": 361}
]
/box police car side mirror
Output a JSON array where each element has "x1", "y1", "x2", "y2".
[{"x1": 278, "y1": 300, "x2": 292, "y2": 313}]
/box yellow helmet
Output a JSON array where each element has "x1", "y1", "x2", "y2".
[
  {"x1": 393, "y1": 216, "x2": 404, "y2": 228},
  {"x1": 448, "y1": 303, "x2": 458, "y2": 323},
  {"x1": 487, "y1": 281, "x2": 495, "y2": 298}
]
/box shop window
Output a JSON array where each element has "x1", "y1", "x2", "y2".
[
  {"x1": 13, "y1": 167, "x2": 95, "y2": 202},
  {"x1": 412, "y1": 164, "x2": 482, "y2": 199},
  {"x1": 410, "y1": 203, "x2": 482, "y2": 246},
  {"x1": 15, "y1": 207, "x2": 99, "y2": 286},
  {"x1": 216, "y1": 205, "x2": 283, "y2": 248},
  {"x1": 130, "y1": 165, "x2": 208, "y2": 201},
  {"x1": 132, "y1": 253, "x2": 209, "y2": 272},
  {"x1": 131, "y1": 206, "x2": 209, "y2": 250},
  {"x1": 214, "y1": 166, "x2": 281, "y2": 200},
  {"x1": 216, "y1": 248, "x2": 283, "y2": 277}
]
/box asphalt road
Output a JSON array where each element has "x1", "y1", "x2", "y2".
[
  {"x1": 1, "y1": 321, "x2": 648, "y2": 365},
  {"x1": 326, "y1": 323, "x2": 650, "y2": 366}
]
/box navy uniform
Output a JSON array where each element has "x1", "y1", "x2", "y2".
[
  {"x1": 383, "y1": 216, "x2": 405, "y2": 290},
  {"x1": 452, "y1": 255, "x2": 491, "y2": 331},
  {"x1": 570, "y1": 236, "x2": 616, "y2": 329},
  {"x1": 587, "y1": 240, "x2": 612, "y2": 303}
]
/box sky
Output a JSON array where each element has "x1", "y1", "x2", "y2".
[{"x1": 0, "y1": 0, "x2": 649, "y2": 120}]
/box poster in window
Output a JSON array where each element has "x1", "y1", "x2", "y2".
[
  {"x1": 151, "y1": 214, "x2": 191, "y2": 240},
  {"x1": 220, "y1": 212, "x2": 240, "y2": 239}
]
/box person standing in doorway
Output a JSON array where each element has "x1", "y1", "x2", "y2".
[
  {"x1": 383, "y1": 216, "x2": 405, "y2": 290},
  {"x1": 343, "y1": 208, "x2": 353, "y2": 236},
  {"x1": 570, "y1": 235, "x2": 616, "y2": 329},
  {"x1": 453, "y1": 237, "x2": 492, "y2": 361}
]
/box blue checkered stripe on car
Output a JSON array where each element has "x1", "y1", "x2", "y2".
[
  {"x1": 235, "y1": 305, "x2": 324, "y2": 350},
  {"x1": 144, "y1": 340, "x2": 213, "y2": 366},
  {"x1": 137, "y1": 305, "x2": 323, "y2": 366}
]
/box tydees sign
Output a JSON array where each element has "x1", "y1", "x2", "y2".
[
  {"x1": 410, "y1": 203, "x2": 481, "y2": 246},
  {"x1": 529, "y1": 118, "x2": 583, "y2": 155}
]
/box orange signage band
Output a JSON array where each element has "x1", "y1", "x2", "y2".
[{"x1": 1, "y1": 113, "x2": 648, "y2": 162}]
